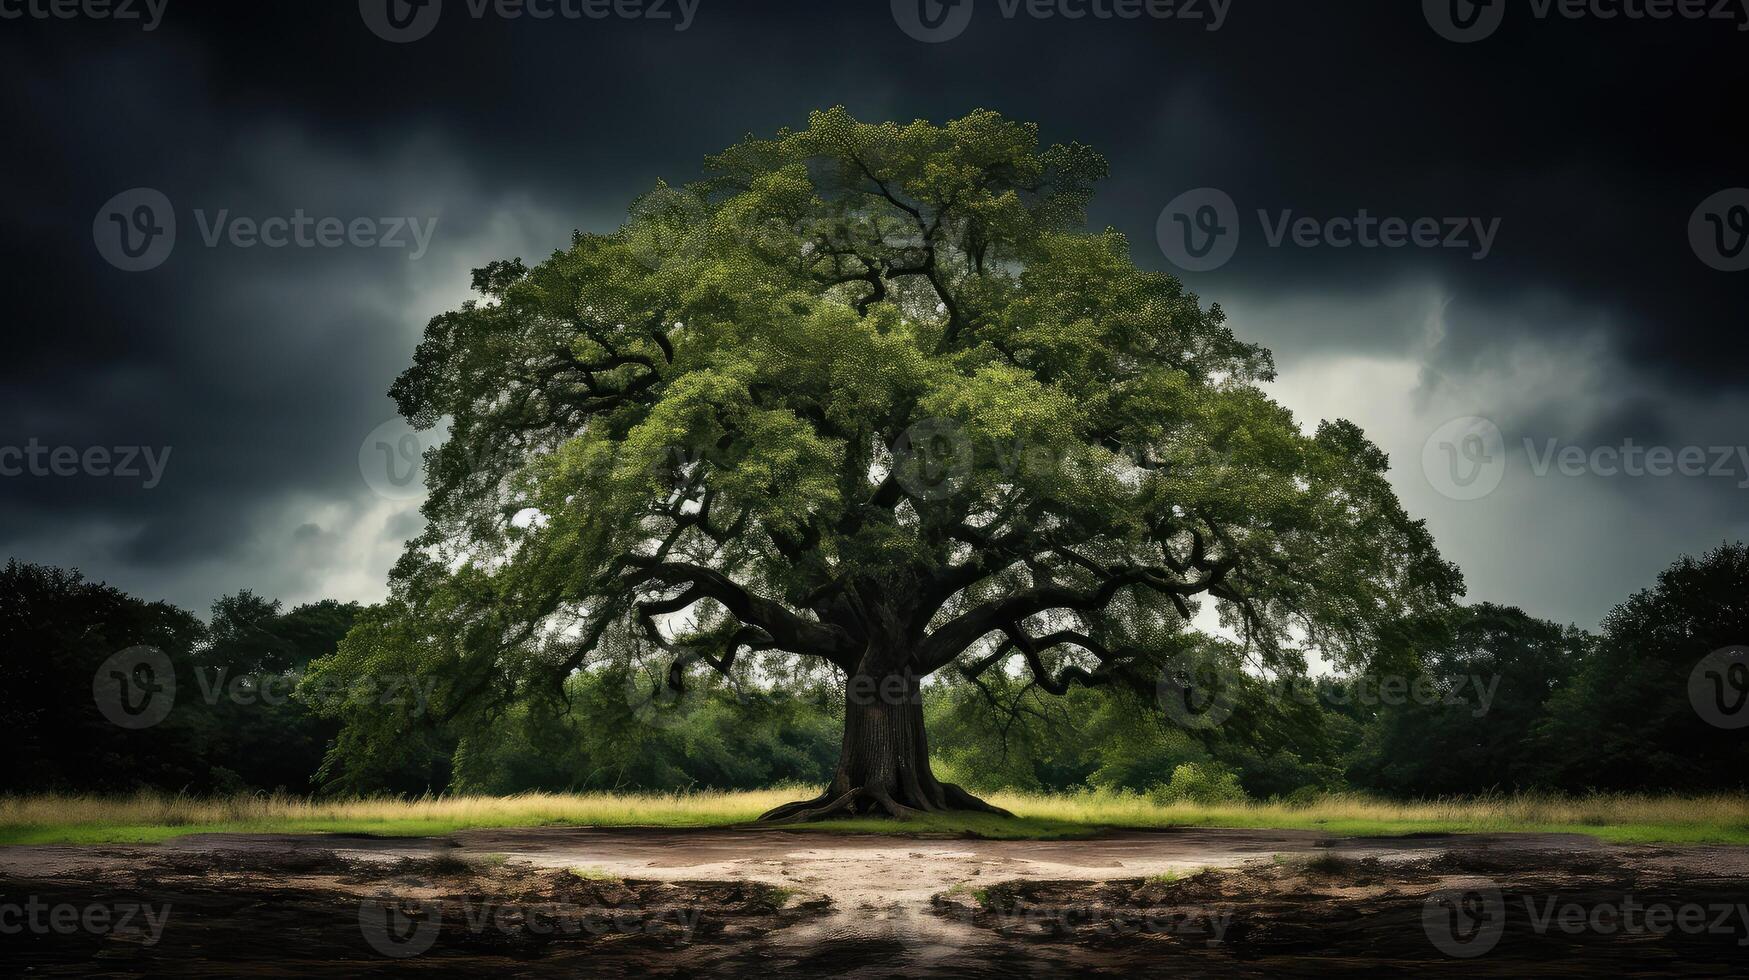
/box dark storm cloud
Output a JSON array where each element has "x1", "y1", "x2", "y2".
[{"x1": 0, "y1": 0, "x2": 1744, "y2": 626}]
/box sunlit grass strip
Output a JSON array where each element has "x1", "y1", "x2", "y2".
[
  {"x1": 0, "y1": 788, "x2": 802, "y2": 845},
  {"x1": 2, "y1": 788, "x2": 1746, "y2": 846},
  {"x1": 987, "y1": 789, "x2": 1749, "y2": 844}
]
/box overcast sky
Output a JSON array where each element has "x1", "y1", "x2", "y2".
[{"x1": 2, "y1": 0, "x2": 1746, "y2": 630}]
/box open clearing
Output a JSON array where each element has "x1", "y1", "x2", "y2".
[
  {"x1": 6, "y1": 789, "x2": 1748, "y2": 845},
  {"x1": 4, "y1": 825, "x2": 1748, "y2": 976}
]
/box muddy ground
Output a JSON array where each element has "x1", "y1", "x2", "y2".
[{"x1": 2, "y1": 827, "x2": 1747, "y2": 976}]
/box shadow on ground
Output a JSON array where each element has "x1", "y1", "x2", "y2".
[{"x1": 3, "y1": 828, "x2": 1746, "y2": 976}]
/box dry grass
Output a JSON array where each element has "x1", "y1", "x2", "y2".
[
  {"x1": 2, "y1": 787, "x2": 1745, "y2": 845},
  {"x1": 987, "y1": 788, "x2": 1749, "y2": 835},
  {"x1": 0, "y1": 787, "x2": 798, "y2": 840}
]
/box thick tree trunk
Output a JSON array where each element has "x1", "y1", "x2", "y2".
[{"x1": 757, "y1": 671, "x2": 1014, "y2": 823}]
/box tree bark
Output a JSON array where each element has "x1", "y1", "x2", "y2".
[{"x1": 757, "y1": 670, "x2": 1014, "y2": 823}]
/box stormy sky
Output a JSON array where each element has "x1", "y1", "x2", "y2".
[{"x1": 1, "y1": 0, "x2": 1745, "y2": 631}]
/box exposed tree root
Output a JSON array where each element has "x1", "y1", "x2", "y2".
[
  {"x1": 756, "y1": 781, "x2": 1013, "y2": 824},
  {"x1": 756, "y1": 793, "x2": 836, "y2": 824},
  {"x1": 760, "y1": 666, "x2": 1020, "y2": 824},
  {"x1": 941, "y1": 781, "x2": 1014, "y2": 817}
]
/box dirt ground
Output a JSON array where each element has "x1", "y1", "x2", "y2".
[{"x1": 3, "y1": 827, "x2": 1747, "y2": 976}]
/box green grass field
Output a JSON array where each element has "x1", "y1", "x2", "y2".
[{"x1": 3, "y1": 788, "x2": 1746, "y2": 847}]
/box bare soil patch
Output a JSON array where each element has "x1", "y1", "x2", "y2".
[
  {"x1": 0, "y1": 846, "x2": 825, "y2": 976},
  {"x1": 936, "y1": 848, "x2": 1749, "y2": 976},
  {"x1": 3, "y1": 828, "x2": 1746, "y2": 976}
]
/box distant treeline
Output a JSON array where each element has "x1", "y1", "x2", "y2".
[{"x1": 3, "y1": 544, "x2": 1746, "y2": 800}]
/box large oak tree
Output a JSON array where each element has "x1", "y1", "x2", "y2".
[{"x1": 310, "y1": 109, "x2": 1461, "y2": 819}]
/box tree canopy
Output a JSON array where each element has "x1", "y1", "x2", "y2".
[{"x1": 310, "y1": 108, "x2": 1462, "y2": 816}]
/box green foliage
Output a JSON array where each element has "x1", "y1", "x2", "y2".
[
  {"x1": 1148, "y1": 763, "x2": 1250, "y2": 806},
  {"x1": 0, "y1": 561, "x2": 357, "y2": 795},
  {"x1": 191, "y1": 594, "x2": 364, "y2": 795},
  {"x1": 446, "y1": 666, "x2": 839, "y2": 795},
  {"x1": 9, "y1": 540, "x2": 1743, "y2": 801},
  {"x1": 1, "y1": 561, "x2": 206, "y2": 793},
  {"x1": 1342, "y1": 604, "x2": 1590, "y2": 796},
  {"x1": 314, "y1": 106, "x2": 1459, "y2": 785},
  {"x1": 1534, "y1": 543, "x2": 1749, "y2": 792}
]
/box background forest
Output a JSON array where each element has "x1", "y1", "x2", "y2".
[{"x1": 7, "y1": 542, "x2": 1745, "y2": 804}]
